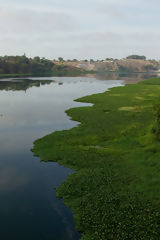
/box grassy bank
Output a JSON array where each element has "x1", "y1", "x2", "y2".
[
  {"x1": 0, "y1": 70, "x2": 96, "y2": 78},
  {"x1": 0, "y1": 71, "x2": 80, "y2": 78},
  {"x1": 33, "y1": 77, "x2": 160, "y2": 239},
  {"x1": 0, "y1": 70, "x2": 157, "y2": 79},
  {"x1": 0, "y1": 73, "x2": 55, "y2": 78},
  {"x1": 0, "y1": 73, "x2": 33, "y2": 78}
]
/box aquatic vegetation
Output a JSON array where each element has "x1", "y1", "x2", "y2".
[{"x1": 33, "y1": 77, "x2": 160, "y2": 239}]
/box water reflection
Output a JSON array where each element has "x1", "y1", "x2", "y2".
[
  {"x1": 0, "y1": 167, "x2": 29, "y2": 192},
  {"x1": 0, "y1": 79, "x2": 54, "y2": 91},
  {"x1": 85, "y1": 72, "x2": 159, "y2": 84},
  {"x1": 0, "y1": 77, "x2": 124, "y2": 240}
]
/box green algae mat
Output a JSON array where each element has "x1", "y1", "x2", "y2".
[{"x1": 33, "y1": 78, "x2": 160, "y2": 240}]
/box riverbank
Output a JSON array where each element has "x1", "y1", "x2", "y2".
[
  {"x1": 0, "y1": 71, "x2": 159, "y2": 82},
  {"x1": 0, "y1": 71, "x2": 82, "y2": 78},
  {"x1": 0, "y1": 70, "x2": 158, "y2": 79},
  {"x1": 0, "y1": 71, "x2": 97, "y2": 79},
  {"x1": 33, "y1": 77, "x2": 160, "y2": 239}
]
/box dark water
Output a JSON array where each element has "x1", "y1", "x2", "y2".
[{"x1": 0, "y1": 77, "x2": 124, "y2": 240}]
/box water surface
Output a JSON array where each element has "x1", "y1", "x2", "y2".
[{"x1": 0, "y1": 77, "x2": 124, "y2": 239}]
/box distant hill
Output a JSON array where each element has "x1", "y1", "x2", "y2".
[
  {"x1": 0, "y1": 55, "x2": 159, "y2": 76},
  {"x1": 55, "y1": 58, "x2": 160, "y2": 73}
]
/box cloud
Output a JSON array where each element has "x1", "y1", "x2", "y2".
[
  {"x1": 0, "y1": 6, "x2": 75, "y2": 36},
  {"x1": 98, "y1": 4, "x2": 126, "y2": 19},
  {"x1": 0, "y1": 0, "x2": 160, "y2": 59}
]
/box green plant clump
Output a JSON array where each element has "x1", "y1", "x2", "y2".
[{"x1": 33, "y1": 77, "x2": 160, "y2": 239}]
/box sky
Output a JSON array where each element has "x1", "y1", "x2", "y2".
[{"x1": 0, "y1": 0, "x2": 160, "y2": 59}]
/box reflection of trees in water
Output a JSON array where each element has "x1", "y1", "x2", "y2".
[
  {"x1": 86, "y1": 72, "x2": 158, "y2": 84},
  {"x1": 0, "y1": 73, "x2": 158, "y2": 91},
  {"x1": 0, "y1": 79, "x2": 54, "y2": 91}
]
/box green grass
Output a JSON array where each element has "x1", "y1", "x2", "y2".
[
  {"x1": 32, "y1": 77, "x2": 160, "y2": 239},
  {"x1": 0, "y1": 73, "x2": 33, "y2": 77},
  {"x1": 0, "y1": 70, "x2": 96, "y2": 78},
  {"x1": 0, "y1": 73, "x2": 54, "y2": 78}
]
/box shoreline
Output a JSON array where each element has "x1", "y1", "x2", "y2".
[
  {"x1": 0, "y1": 70, "x2": 159, "y2": 78},
  {"x1": 33, "y1": 77, "x2": 160, "y2": 239}
]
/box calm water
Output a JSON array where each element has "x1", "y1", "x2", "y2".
[
  {"x1": 85, "y1": 72, "x2": 159, "y2": 84},
  {"x1": 0, "y1": 76, "x2": 124, "y2": 239}
]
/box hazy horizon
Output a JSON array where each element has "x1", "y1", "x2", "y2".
[{"x1": 0, "y1": 0, "x2": 160, "y2": 59}]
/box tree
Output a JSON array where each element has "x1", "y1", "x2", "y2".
[
  {"x1": 0, "y1": 55, "x2": 54, "y2": 75},
  {"x1": 58, "y1": 57, "x2": 64, "y2": 62},
  {"x1": 126, "y1": 55, "x2": 146, "y2": 60},
  {"x1": 34, "y1": 56, "x2": 41, "y2": 62}
]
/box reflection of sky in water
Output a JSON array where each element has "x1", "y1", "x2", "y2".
[
  {"x1": 0, "y1": 167, "x2": 29, "y2": 192},
  {"x1": 0, "y1": 77, "x2": 123, "y2": 240},
  {"x1": 0, "y1": 78, "x2": 123, "y2": 153}
]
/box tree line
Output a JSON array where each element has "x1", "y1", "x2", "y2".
[{"x1": 0, "y1": 55, "x2": 54, "y2": 75}]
